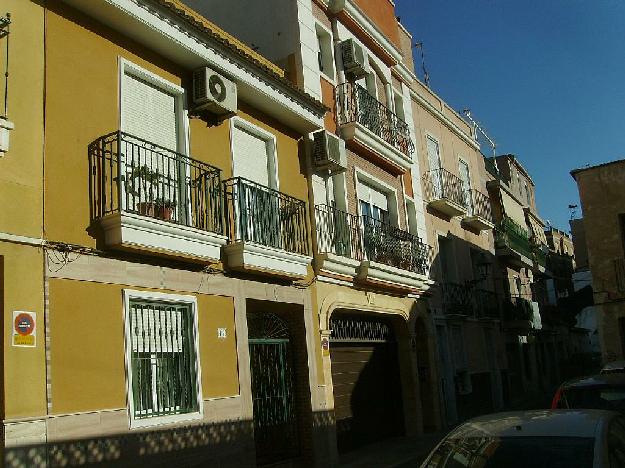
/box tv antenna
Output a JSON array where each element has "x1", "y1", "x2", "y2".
[
  {"x1": 461, "y1": 109, "x2": 496, "y2": 158},
  {"x1": 568, "y1": 204, "x2": 579, "y2": 220},
  {"x1": 414, "y1": 42, "x2": 430, "y2": 87}
]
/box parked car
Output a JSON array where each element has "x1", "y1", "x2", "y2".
[
  {"x1": 552, "y1": 374, "x2": 625, "y2": 412},
  {"x1": 602, "y1": 361, "x2": 625, "y2": 375},
  {"x1": 420, "y1": 410, "x2": 625, "y2": 468}
]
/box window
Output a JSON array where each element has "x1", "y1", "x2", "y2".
[
  {"x1": 524, "y1": 182, "x2": 531, "y2": 205},
  {"x1": 124, "y1": 290, "x2": 202, "y2": 427},
  {"x1": 315, "y1": 23, "x2": 334, "y2": 81}
]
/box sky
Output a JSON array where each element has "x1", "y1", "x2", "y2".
[{"x1": 395, "y1": 0, "x2": 625, "y2": 232}]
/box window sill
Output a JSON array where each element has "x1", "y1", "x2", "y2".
[
  {"x1": 0, "y1": 116, "x2": 15, "y2": 155},
  {"x1": 129, "y1": 410, "x2": 203, "y2": 429}
]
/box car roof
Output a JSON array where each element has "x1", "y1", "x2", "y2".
[
  {"x1": 602, "y1": 361, "x2": 625, "y2": 371},
  {"x1": 562, "y1": 374, "x2": 625, "y2": 388},
  {"x1": 447, "y1": 410, "x2": 617, "y2": 439}
]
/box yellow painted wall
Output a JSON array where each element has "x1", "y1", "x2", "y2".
[
  {"x1": 0, "y1": 0, "x2": 44, "y2": 238},
  {"x1": 1, "y1": 242, "x2": 46, "y2": 419},
  {"x1": 44, "y1": 2, "x2": 308, "y2": 250},
  {"x1": 49, "y1": 278, "x2": 238, "y2": 414}
]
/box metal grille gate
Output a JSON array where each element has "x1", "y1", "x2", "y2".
[{"x1": 247, "y1": 313, "x2": 299, "y2": 464}]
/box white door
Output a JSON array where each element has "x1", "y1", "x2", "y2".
[
  {"x1": 458, "y1": 159, "x2": 472, "y2": 214},
  {"x1": 426, "y1": 136, "x2": 442, "y2": 198},
  {"x1": 121, "y1": 73, "x2": 180, "y2": 218}
]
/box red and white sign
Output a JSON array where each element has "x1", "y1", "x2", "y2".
[{"x1": 12, "y1": 311, "x2": 36, "y2": 347}]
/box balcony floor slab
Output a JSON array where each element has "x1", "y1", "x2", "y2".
[
  {"x1": 427, "y1": 198, "x2": 467, "y2": 218},
  {"x1": 356, "y1": 260, "x2": 434, "y2": 295},
  {"x1": 223, "y1": 241, "x2": 311, "y2": 279},
  {"x1": 99, "y1": 212, "x2": 227, "y2": 262},
  {"x1": 314, "y1": 252, "x2": 360, "y2": 280},
  {"x1": 462, "y1": 215, "x2": 495, "y2": 231}
]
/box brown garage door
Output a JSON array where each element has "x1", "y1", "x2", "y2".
[{"x1": 330, "y1": 314, "x2": 404, "y2": 453}]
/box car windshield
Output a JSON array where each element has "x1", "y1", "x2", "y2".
[
  {"x1": 558, "y1": 386, "x2": 625, "y2": 411},
  {"x1": 424, "y1": 436, "x2": 595, "y2": 468}
]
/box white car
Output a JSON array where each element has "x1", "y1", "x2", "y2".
[{"x1": 420, "y1": 410, "x2": 625, "y2": 468}]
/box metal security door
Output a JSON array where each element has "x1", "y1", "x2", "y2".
[{"x1": 247, "y1": 313, "x2": 299, "y2": 465}]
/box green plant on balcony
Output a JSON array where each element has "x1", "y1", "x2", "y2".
[
  {"x1": 125, "y1": 164, "x2": 174, "y2": 221},
  {"x1": 495, "y1": 217, "x2": 532, "y2": 259}
]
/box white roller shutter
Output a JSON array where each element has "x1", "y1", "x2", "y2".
[
  {"x1": 232, "y1": 125, "x2": 270, "y2": 186},
  {"x1": 122, "y1": 73, "x2": 177, "y2": 150},
  {"x1": 358, "y1": 181, "x2": 388, "y2": 211}
]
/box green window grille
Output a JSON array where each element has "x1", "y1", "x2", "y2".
[{"x1": 128, "y1": 300, "x2": 199, "y2": 420}]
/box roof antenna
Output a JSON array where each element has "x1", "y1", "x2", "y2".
[
  {"x1": 568, "y1": 204, "x2": 578, "y2": 220},
  {"x1": 414, "y1": 42, "x2": 430, "y2": 87},
  {"x1": 461, "y1": 109, "x2": 497, "y2": 158}
]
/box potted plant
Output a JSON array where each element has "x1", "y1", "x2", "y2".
[
  {"x1": 126, "y1": 164, "x2": 162, "y2": 217},
  {"x1": 155, "y1": 198, "x2": 176, "y2": 221}
]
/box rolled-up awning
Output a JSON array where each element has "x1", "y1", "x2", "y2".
[
  {"x1": 500, "y1": 190, "x2": 527, "y2": 229},
  {"x1": 526, "y1": 212, "x2": 547, "y2": 245}
]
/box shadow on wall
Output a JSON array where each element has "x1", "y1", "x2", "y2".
[{"x1": 3, "y1": 410, "x2": 337, "y2": 468}]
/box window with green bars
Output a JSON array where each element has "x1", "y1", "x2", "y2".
[{"x1": 126, "y1": 296, "x2": 201, "y2": 425}]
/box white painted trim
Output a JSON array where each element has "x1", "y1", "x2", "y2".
[
  {"x1": 229, "y1": 116, "x2": 280, "y2": 191},
  {"x1": 122, "y1": 289, "x2": 203, "y2": 429},
  {"x1": 410, "y1": 87, "x2": 479, "y2": 150},
  {"x1": 356, "y1": 259, "x2": 434, "y2": 292},
  {"x1": 0, "y1": 232, "x2": 45, "y2": 247},
  {"x1": 314, "y1": 252, "x2": 360, "y2": 278},
  {"x1": 394, "y1": 62, "x2": 416, "y2": 83}
]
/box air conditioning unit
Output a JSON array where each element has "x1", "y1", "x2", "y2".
[
  {"x1": 312, "y1": 130, "x2": 347, "y2": 174},
  {"x1": 192, "y1": 66, "x2": 237, "y2": 116},
  {"x1": 340, "y1": 39, "x2": 367, "y2": 79}
]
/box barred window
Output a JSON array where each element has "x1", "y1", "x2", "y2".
[{"x1": 125, "y1": 292, "x2": 201, "y2": 427}]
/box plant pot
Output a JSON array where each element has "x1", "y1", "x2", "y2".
[
  {"x1": 137, "y1": 201, "x2": 157, "y2": 217},
  {"x1": 157, "y1": 206, "x2": 174, "y2": 221}
]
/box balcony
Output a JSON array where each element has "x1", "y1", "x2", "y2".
[
  {"x1": 314, "y1": 204, "x2": 364, "y2": 278},
  {"x1": 223, "y1": 177, "x2": 311, "y2": 278},
  {"x1": 89, "y1": 131, "x2": 226, "y2": 261},
  {"x1": 462, "y1": 189, "x2": 494, "y2": 231},
  {"x1": 484, "y1": 157, "x2": 500, "y2": 179},
  {"x1": 474, "y1": 288, "x2": 500, "y2": 320},
  {"x1": 441, "y1": 282, "x2": 472, "y2": 316},
  {"x1": 336, "y1": 82, "x2": 414, "y2": 171},
  {"x1": 494, "y1": 217, "x2": 533, "y2": 266},
  {"x1": 502, "y1": 297, "x2": 541, "y2": 329},
  {"x1": 422, "y1": 168, "x2": 468, "y2": 217},
  {"x1": 314, "y1": 205, "x2": 432, "y2": 292}
]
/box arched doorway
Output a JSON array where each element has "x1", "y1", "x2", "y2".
[
  {"x1": 329, "y1": 311, "x2": 404, "y2": 452},
  {"x1": 247, "y1": 312, "x2": 298, "y2": 464}
]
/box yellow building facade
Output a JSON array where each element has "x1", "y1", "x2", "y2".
[{"x1": 2, "y1": 1, "x2": 336, "y2": 466}]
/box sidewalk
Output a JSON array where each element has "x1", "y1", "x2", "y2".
[{"x1": 339, "y1": 433, "x2": 445, "y2": 468}]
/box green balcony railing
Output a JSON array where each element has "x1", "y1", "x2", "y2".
[{"x1": 495, "y1": 217, "x2": 532, "y2": 259}]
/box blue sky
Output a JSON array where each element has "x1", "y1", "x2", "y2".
[{"x1": 395, "y1": 0, "x2": 625, "y2": 232}]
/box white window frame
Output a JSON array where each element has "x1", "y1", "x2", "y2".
[
  {"x1": 315, "y1": 21, "x2": 336, "y2": 83},
  {"x1": 425, "y1": 132, "x2": 442, "y2": 170},
  {"x1": 229, "y1": 116, "x2": 279, "y2": 190},
  {"x1": 404, "y1": 195, "x2": 419, "y2": 236},
  {"x1": 123, "y1": 289, "x2": 203, "y2": 429},
  {"x1": 355, "y1": 168, "x2": 399, "y2": 227}
]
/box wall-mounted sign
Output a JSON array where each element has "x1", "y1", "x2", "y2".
[
  {"x1": 13, "y1": 311, "x2": 36, "y2": 347},
  {"x1": 217, "y1": 327, "x2": 227, "y2": 339},
  {"x1": 518, "y1": 335, "x2": 528, "y2": 344},
  {"x1": 321, "y1": 336, "x2": 330, "y2": 356}
]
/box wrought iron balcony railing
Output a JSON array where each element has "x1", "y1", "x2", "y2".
[
  {"x1": 89, "y1": 131, "x2": 223, "y2": 234},
  {"x1": 315, "y1": 204, "x2": 364, "y2": 261},
  {"x1": 336, "y1": 82, "x2": 414, "y2": 157},
  {"x1": 422, "y1": 168, "x2": 468, "y2": 208},
  {"x1": 474, "y1": 288, "x2": 500, "y2": 319},
  {"x1": 362, "y1": 215, "x2": 430, "y2": 275},
  {"x1": 466, "y1": 189, "x2": 493, "y2": 223},
  {"x1": 223, "y1": 177, "x2": 309, "y2": 256},
  {"x1": 441, "y1": 282, "x2": 473, "y2": 316},
  {"x1": 495, "y1": 217, "x2": 532, "y2": 259},
  {"x1": 502, "y1": 296, "x2": 534, "y2": 322}
]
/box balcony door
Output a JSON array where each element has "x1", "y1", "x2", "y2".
[
  {"x1": 230, "y1": 118, "x2": 281, "y2": 248},
  {"x1": 120, "y1": 61, "x2": 186, "y2": 223},
  {"x1": 358, "y1": 181, "x2": 390, "y2": 263},
  {"x1": 426, "y1": 136, "x2": 442, "y2": 198},
  {"x1": 458, "y1": 159, "x2": 472, "y2": 215}
]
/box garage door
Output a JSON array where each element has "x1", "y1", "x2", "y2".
[{"x1": 330, "y1": 314, "x2": 404, "y2": 453}]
